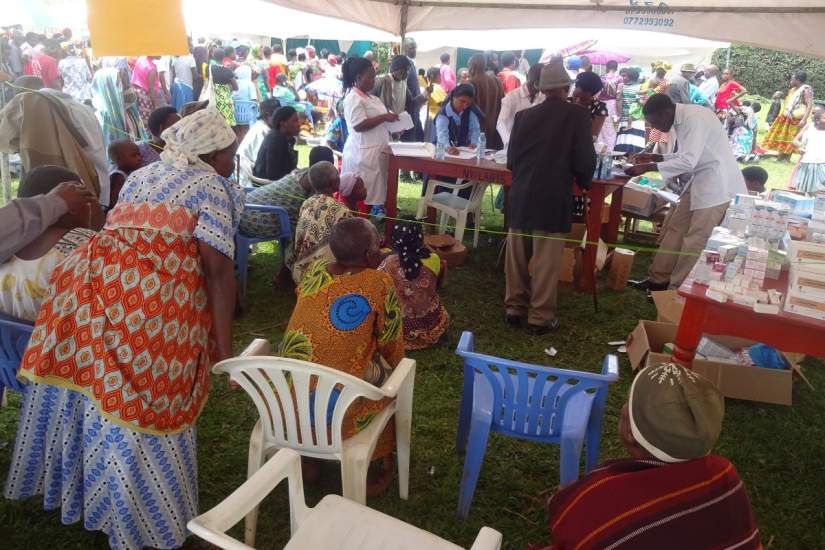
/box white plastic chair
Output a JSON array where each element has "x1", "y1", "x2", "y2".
[
  {"x1": 240, "y1": 157, "x2": 277, "y2": 188},
  {"x1": 213, "y1": 339, "x2": 416, "y2": 547},
  {"x1": 416, "y1": 179, "x2": 490, "y2": 247},
  {"x1": 188, "y1": 448, "x2": 503, "y2": 550}
]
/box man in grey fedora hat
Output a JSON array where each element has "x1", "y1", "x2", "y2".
[{"x1": 504, "y1": 61, "x2": 596, "y2": 334}]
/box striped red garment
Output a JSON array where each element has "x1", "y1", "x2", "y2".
[{"x1": 542, "y1": 456, "x2": 761, "y2": 550}]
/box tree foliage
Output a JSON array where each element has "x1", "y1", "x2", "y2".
[{"x1": 711, "y1": 45, "x2": 825, "y2": 98}]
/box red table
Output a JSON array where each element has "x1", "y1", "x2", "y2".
[
  {"x1": 671, "y1": 273, "x2": 825, "y2": 368},
  {"x1": 385, "y1": 151, "x2": 627, "y2": 292}
]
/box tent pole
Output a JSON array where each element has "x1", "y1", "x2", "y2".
[
  {"x1": 725, "y1": 46, "x2": 731, "y2": 69},
  {"x1": 400, "y1": 2, "x2": 408, "y2": 42}
]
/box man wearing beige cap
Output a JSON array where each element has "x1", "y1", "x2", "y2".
[
  {"x1": 544, "y1": 363, "x2": 761, "y2": 549},
  {"x1": 504, "y1": 62, "x2": 595, "y2": 334}
]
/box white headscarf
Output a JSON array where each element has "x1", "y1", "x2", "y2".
[
  {"x1": 160, "y1": 107, "x2": 236, "y2": 172},
  {"x1": 338, "y1": 172, "x2": 360, "y2": 198}
]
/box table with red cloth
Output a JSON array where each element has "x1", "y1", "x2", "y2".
[
  {"x1": 385, "y1": 151, "x2": 627, "y2": 292},
  {"x1": 671, "y1": 272, "x2": 825, "y2": 369}
]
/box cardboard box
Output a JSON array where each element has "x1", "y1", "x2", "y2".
[
  {"x1": 621, "y1": 183, "x2": 666, "y2": 217},
  {"x1": 650, "y1": 290, "x2": 685, "y2": 324},
  {"x1": 559, "y1": 223, "x2": 587, "y2": 284},
  {"x1": 607, "y1": 248, "x2": 635, "y2": 290},
  {"x1": 626, "y1": 320, "x2": 798, "y2": 405},
  {"x1": 785, "y1": 291, "x2": 825, "y2": 321}
]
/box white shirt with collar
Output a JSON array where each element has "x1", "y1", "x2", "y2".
[
  {"x1": 497, "y1": 84, "x2": 545, "y2": 151},
  {"x1": 698, "y1": 76, "x2": 719, "y2": 107},
  {"x1": 657, "y1": 103, "x2": 746, "y2": 210}
]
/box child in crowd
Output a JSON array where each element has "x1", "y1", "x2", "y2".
[
  {"x1": 378, "y1": 219, "x2": 449, "y2": 350},
  {"x1": 107, "y1": 139, "x2": 142, "y2": 209},
  {"x1": 792, "y1": 110, "x2": 825, "y2": 193},
  {"x1": 138, "y1": 106, "x2": 181, "y2": 167},
  {"x1": 742, "y1": 166, "x2": 769, "y2": 195},
  {"x1": 765, "y1": 90, "x2": 784, "y2": 128},
  {"x1": 324, "y1": 98, "x2": 348, "y2": 154},
  {"x1": 334, "y1": 172, "x2": 368, "y2": 218}
]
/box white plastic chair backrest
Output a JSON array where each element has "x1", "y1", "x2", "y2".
[
  {"x1": 214, "y1": 356, "x2": 386, "y2": 456},
  {"x1": 466, "y1": 181, "x2": 490, "y2": 211}
]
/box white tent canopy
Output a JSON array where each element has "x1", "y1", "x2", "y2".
[{"x1": 264, "y1": 1, "x2": 825, "y2": 58}]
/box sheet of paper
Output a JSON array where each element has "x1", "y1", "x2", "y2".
[
  {"x1": 386, "y1": 111, "x2": 414, "y2": 133},
  {"x1": 389, "y1": 142, "x2": 434, "y2": 158},
  {"x1": 446, "y1": 147, "x2": 477, "y2": 160}
]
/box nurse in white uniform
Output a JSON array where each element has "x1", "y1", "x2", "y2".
[{"x1": 341, "y1": 57, "x2": 399, "y2": 218}]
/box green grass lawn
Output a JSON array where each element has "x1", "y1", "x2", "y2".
[{"x1": 0, "y1": 140, "x2": 823, "y2": 549}]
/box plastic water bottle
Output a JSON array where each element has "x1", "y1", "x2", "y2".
[
  {"x1": 435, "y1": 142, "x2": 446, "y2": 160},
  {"x1": 477, "y1": 132, "x2": 486, "y2": 162}
]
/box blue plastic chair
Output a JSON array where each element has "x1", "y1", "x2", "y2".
[
  {"x1": 0, "y1": 313, "x2": 34, "y2": 402},
  {"x1": 235, "y1": 197, "x2": 293, "y2": 297},
  {"x1": 234, "y1": 100, "x2": 260, "y2": 126},
  {"x1": 455, "y1": 331, "x2": 619, "y2": 518}
]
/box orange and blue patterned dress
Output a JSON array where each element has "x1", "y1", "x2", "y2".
[
  {"x1": 280, "y1": 260, "x2": 404, "y2": 458},
  {"x1": 5, "y1": 161, "x2": 243, "y2": 550}
]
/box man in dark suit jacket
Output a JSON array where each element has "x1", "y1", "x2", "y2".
[{"x1": 505, "y1": 62, "x2": 596, "y2": 334}]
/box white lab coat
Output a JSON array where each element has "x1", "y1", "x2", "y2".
[
  {"x1": 657, "y1": 104, "x2": 747, "y2": 210},
  {"x1": 342, "y1": 88, "x2": 391, "y2": 206},
  {"x1": 496, "y1": 84, "x2": 544, "y2": 152}
]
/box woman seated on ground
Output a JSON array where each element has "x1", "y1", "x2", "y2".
[
  {"x1": 572, "y1": 71, "x2": 608, "y2": 140},
  {"x1": 137, "y1": 105, "x2": 181, "y2": 167},
  {"x1": 333, "y1": 172, "x2": 368, "y2": 218},
  {"x1": 0, "y1": 166, "x2": 103, "y2": 322},
  {"x1": 254, "y1": 106, "x2": 300, "y2": 181},
  {"x1": 378, "y1": 219, "x2": 449, "y2": 350},
  {"x1": 289, "y1": 161, "x2": 352, "y2": 284},
  {"x1": 238, "y1": 98, "x2": 280, "y2": 186},
  {"x1": 280, "y1": 217, "x2": 404, "y2": 495}
]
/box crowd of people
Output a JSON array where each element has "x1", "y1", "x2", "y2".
[{"x1": 0, "y1": 27, "x2": 789, "y2": 550}]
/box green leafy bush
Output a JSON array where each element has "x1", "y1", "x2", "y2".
[{"x1": 711, "y1": 45, "x2": 825, "y2": 98}]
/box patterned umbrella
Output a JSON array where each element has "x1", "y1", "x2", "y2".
[
  {"x1": 579, "y1": 49, "x2": 632, "y2": 65},
  {"x1": 539, "y1": 39, "x2": 597, "y2": 63}
]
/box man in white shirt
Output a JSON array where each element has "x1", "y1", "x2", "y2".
[
  {"x1": 496, "y1": 63, "x2": 544, "y2": 151},
  {"x1": 626, "y1": 94, "x2": 747, "y2": 290},
  {"x1": 698, "y1": 64, "x2": 720, "y2": 109}
]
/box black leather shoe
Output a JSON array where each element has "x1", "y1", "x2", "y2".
[
  {"x1": 526, "y1": 318, "x2": 561, "y2": 335},
  {"x1": 504, "y1": 314, "x2": 523, "y2": 327},
  {"x1": 630, "y1": 278, "x2": 669, "y2": 292}
]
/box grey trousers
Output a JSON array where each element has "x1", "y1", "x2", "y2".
[{"x1": 505, "y1": 229, "x2": 565, "y2": 326}]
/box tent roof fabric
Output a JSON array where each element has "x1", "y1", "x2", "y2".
[{"x1": 264, "y1": 1, "x2": 825, "y2": 57}]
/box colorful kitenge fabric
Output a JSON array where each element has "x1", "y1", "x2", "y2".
[
  {"x1": 281, "y1": 260, "x2": 405, "y2": 458},
  {"x1": 91, "y1": 67, "x2": 146, "y2": 151},
  {"x1": 618, "y1": 83, "x2": 642, "y2": 127},
  {"x1": 239, "y1": 172, "x2": 309, "y2": 238},
  {"x1": 544, "y1": 456, "x2": 761, "y2": 550},
  {"x1": 17, "y1": 161, "x2": 244, "y2": 435},
  {"x1": 379, "y1": 253, "x2": 449, "y2": 350},
  {"x1": 58, "y1": 55, "x2": 92, "y2": 103},
  {"x1": 289, "y1": 193, "x2": 352, "y2": 284},
  {"x1": 4, "y1": 382, "x2": 198, "y2": 550},
  {"x1": 763, "y1": 87, "x2": 812, "y2": 155},
  {"x1": 133, "y1": 85, "x2": 155, "y2": 128},
  {"x1": 587, "y1": 99, "x2": 609, "y2": 121}
]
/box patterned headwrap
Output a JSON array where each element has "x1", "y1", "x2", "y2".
[
  {"x1": 391, "y1": 220, "x2": 431, "y2": 280},
  {"x1": 339, "y1": 172, "x2": 359, "y2": 198},
  {"x1": 160, "y1": 107, "x2": 236, "y2": 172}
]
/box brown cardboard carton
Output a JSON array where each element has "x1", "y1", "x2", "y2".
[
  {"x1": 626, "y1": 320, "x2": 800, "y2": 406},
  {"x1": 650, "y1": 290, "x2": 685, "y2": 324},
  {"x1": 621, "y1": 183, "x2": 667, "y2": 217},
  {"x1": 607, "y1": 248, "x2": 635, "y2": 290}
]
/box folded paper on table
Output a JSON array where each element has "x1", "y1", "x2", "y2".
[
  {"x1": 446, "y1": 147, "x2": 477, "y2": 160},
  {"x1": 389, "y1": 142, "x2": 435, "y2": 158},
  {"x1": 386, "y1": 111, "x2": 414, "y2": 133}
]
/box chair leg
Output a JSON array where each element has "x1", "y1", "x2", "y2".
[
  {"x1": 473, "y1": 209, "x2": 481, "y2": 248},
  {"x1": 395, "y1": 376, "x2": 414, "y2": 500},
  {"x1": 455, "y1": 368, "x2": 474, "y2": 453},
  {"x1": 341, "y1": 452, "x2": 369, "y2": 505},
  {"x1": 245, "y1": 420, "x2": 266, "y2": 546},
  {"x1": 454, "y1": 212, "x2": 467, "y2": 244},
  {"x1": 457, "y1": 415, "x2": 492, "y2": 519},
  {"x1": 236, "y1": 241, "x2": 250, "y2": 297},
  {"x1": 559, "y1": 432, "x2": 585, "y2": 486}
]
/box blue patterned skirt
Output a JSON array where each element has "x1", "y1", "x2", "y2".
[{"x1": 4, "y1": 383, "x2": 198, "y2": 550}]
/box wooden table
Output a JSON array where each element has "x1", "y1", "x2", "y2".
[
  {"x1": 386, "y1": 152, "x2": 627, "y2": 292},
  {"x1": 671, "y1": 273, "x2": 825, "y2": 368}
]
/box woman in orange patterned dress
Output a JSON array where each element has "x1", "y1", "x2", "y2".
[
  {"x1": 763, "y1": 70, "x2": 814, "y2": 162},
  {"x1": 5, "y1": 108, "x2": 242, "y2": 550},
  {"x1": 280, "y1": 217, "x2": 404, "y2": 493}
]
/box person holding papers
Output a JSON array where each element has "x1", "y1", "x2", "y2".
[
  {"x1": 626, "y1": 94, "x2": 747, "y2": 292},
  {"x1": 341, "y1": 57, "x2": 397, "y2": 219}
]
